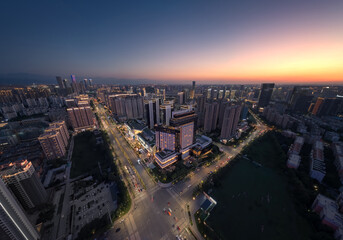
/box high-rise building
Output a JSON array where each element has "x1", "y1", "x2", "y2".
[
  {"x1": 67, "y1": 106, "x2": 94, "y2": 130},
  {"x1": 155, "y1": 111, "x2": 197, "y2": 168},
  {"x1": 108, "y1": 94, "x2": 144, "y2": 122},
  {"x1": 195, "y1": 95, "x2": 206, "y2": 128},
  {"x1": 70, "y1": 75, "x2": 79, "y2": 94},
  {"x1": 203, "y1": 102, "x2": 219, "y2": 133},
  {"x1": 170, "y1": 111, "x2": 197, "y2": 151},
  {"x1": 144, "y1": 98, "x2": 161, "y2": 129},
  {"x1": 162, "y1": 89, "x2": 166, "y2": 101},
  {"x1": 63, "y1": 78, "x2": 70, "y2": 89},
  {"x1": 39, "y1": 120, "x2": 69, "y2": 160},
  {"x1": 0, "y1": 160, "x2": 47, "y2": 210},
  {"x1": 160, "y1": 104, "x2": 172, "y2": 126},
  {"x1": 257, "y1": 83, "x2": 275, "y2": 108},
  {"x1": 45, "y1": 120, "x2": 70, "y2": 148},
  {"x1": 190, "y1": 81, "x2": 196, "y2": 100},
  {"x1": 0, "y1": 178, "x2": 40, "y2": 240},
  {"x1": 178, "y1": 92, "x2": 184, "y2": 105},
  {"x1": 289, "y1": 87, "x2": 313, "y2": 114},
  {"x1": 313, "y1": 98, "x2": 342, "y2": 116},
  {"x1": 312, "y1": 97, "x2": 324, "y2": 115},
  {"x1": 39, "y1": 131, "x2": 66, "y2": 160},
  {"x1": 56, "y1": 76, "x2": 64, "y2": 89},
  {"x1": 220, "y1": 104, "x2": 242, "y2": 139}
]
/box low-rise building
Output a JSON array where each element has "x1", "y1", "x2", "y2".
[
  {"x1": 333, "y1": 142, "x2": 343, "y2": 183},
  {"x1": 287, "y1": 154, "x2": 301, "y2": 169},
  {"x1": 288, "y1": 136, "x2": 304, "y2": 156},
  {"x1": 310, "y1": 141, "x2": 326, "y2": 183},
  {"x1": 72, "y1": 181, "x2": 117, "y2": 238},
  {"x1": 137, "y1": 128, "x2": 155, "y2": 153},
  {"x1": 154, "y1": 150, "x2": 178, "y2": 169},
  {"x1": 312, "y1": 194, "x2": 343, "y2": 238}
]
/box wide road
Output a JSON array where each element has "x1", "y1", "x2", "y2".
[
  {"x1": 97, "y1": 105, "x2": 194, "y2": 240},
  {"x1": 96, "y1": 104, "x2": 269, "y2": 240}
]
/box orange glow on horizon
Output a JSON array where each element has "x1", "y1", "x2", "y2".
[{"x1": 107, "y1": 23, "x2": 343, "y2": 84}]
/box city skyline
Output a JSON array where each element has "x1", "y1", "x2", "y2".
[{"x1": 1, "y1": 0, "x2": 343, "y2": 84}]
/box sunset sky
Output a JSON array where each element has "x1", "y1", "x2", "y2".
[{"x1": 0, "y1": 0, "x2": 342, "y2": 84}]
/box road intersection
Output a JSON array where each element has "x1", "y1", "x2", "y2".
[{"x1": 96, "y1": 104, "x2": 269, "y2": 240}]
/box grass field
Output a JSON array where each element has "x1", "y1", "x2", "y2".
[
  {"x1": 206, "y1": 135, "x2": 312, "y2": 240},
  {"x1": 70, "y1": 131, "x2": 111, "y2": 179}
]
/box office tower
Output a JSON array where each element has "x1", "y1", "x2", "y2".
[
  {"x1": 170, "y1": 111, "x2": 197, "y2": 150},
  {"x1": 190, "y1": 81, "x2": 196, "y2": 100},
  {"x1": 63, "y1": 78, "x2": 70, "y2": 88},
  {"x1": 144, "y1": 98, "x2": 161, "y2": 129},
  {"x1": 203, "y1": 102, "x2": 219, "y2": 133},
  {"x1": 0, "y1": 178, "x2": 40, "y2": 240},
  {"x1": 70, "y1": 75, "x2": 79, "y2": 94},
  {"x1": 0, "y1": 160, "x2": 47, "y2": 210},
  {"x1": 311, "y1": 98, "x2": 342, "y2": 117},
  {"x1": 88, "y1": 79, "x2": 93, "y2": 87},
  {"x1": 257, "y1": 83, "x2": 275, "y2": 108},
  {"x1": 155, "y1": 126, "x2": 178, "y2": 152},
  {"x1": 178, "y1": 92, "x2": 184, "y2": 105},
  {"x1": 56, "y1": 76, "x2": 64, "y2": 89},
  {"x1": 207, "y1": 89, "x2": 212, "y2": 99},
  {"x1": 67, "y1": 107, "x2": 94, "y2": 130},
  {"x1": 240, "y1": 104, "x2": 249, "y2": 120},
  {"x1": 220, "y1": 104, "x2": 242, "y2": 139},
  {"x1": 71, "y1": 74, "x2": 76, "y2": 83},
  {"x1": 312, "y1": 97, "x2": 324, "y2": 115},
  {"x1": 83, "y1": 79, "x2": 88, "y2": 90},
  {"x1": 155, "y1": 111, "x2": 197, "y2": 168},
  {"x1": 161, "y1": 104, "x2": 172, "y2": 126},
  {"x1": 162, "y1": 89, "x2": 166, "y2": 101},
  {"x1": 289, "y1": 87, "x2": 313, "y2": 114},
  {"x1": 108, "y1": 94, "x2": 144, "y2": 121}
]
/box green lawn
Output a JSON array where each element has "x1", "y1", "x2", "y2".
[
  {"x1": 70, "y1": 131, "x2": 111, "y2": 179},
  {"x1": 206, "y1": 135, "x2": 313, "y2": 240}
]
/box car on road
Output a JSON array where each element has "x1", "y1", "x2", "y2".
[{"x1": 115, "y1": 228, "x2": 121, "y2": 233}]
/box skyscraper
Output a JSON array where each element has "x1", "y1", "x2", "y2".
[
  {"x1": 161, "y1": 104, "x2": 172, "y2": 126},
  {"x1": 289, "y1": 87, "x2": 313, "y2": 114},
  {"x1": 257, "y1": 83, "x2": 275, "y2": 108},
  {"x1": 0, "y1": 178, "x2": 40, "y2": 240},
  {"x1": 144, "y1": 98, "x2": 161, "y2": 129},
  {"x1": 203, "y1": 102, "x2": 219, "y2": 133},
  {"x1": 314, "y1": 98, "x2": 342, "y2": 116},
  {"x1": 220, "y1": 104, "x2": 242, "y2": 139},
  {"x1": 56, "y1": 76, "x2": 64, "y2": 89},
  {"x1": 170, "y1": 111, "x2": 197, "y2": 151},
  {"x1": 155, "y1": 111, "x2": 197, "y2": 168},
  {"x1": 312, "y1": 97, "x2": 324, "y2": 115},
  {"x1": 0, "y1": 160, "x2": 47, "y2": 210},
  {"x1": 190, "y1": 81, "x2": 196, "y2": 100}
]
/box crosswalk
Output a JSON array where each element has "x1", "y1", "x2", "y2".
[
  {"x1": 134, "y1": 184, "x2": 160, "y2": 203},
  {"x1": 124, "y1": 214, "x2": 141, "y2": 240},
  {"x1": 166, "y1": 187, "x2": 185, "y2": 207}
]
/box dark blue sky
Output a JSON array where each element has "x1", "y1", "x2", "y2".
[{"x1": 1, "y1": 0, "x2": 342, "y2": 84}]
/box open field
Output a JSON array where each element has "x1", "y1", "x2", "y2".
[
  {"x1": 70, "y1": 131, "x2": 110, "y2": 178},
  {"x1": 206, "y1": 134, "x2": 313, "y2": 240}
]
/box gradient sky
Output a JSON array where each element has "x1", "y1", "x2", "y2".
[{"x1": 0, "y1": 0, "x2": 343, "y2": 84}]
